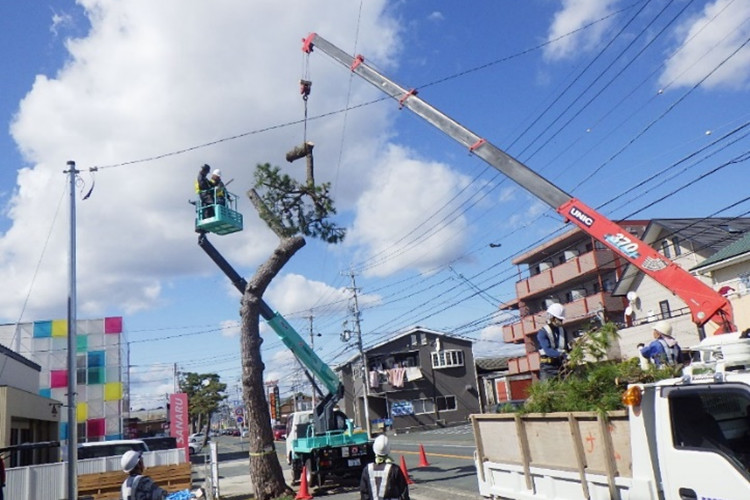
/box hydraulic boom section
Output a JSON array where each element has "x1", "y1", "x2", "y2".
[
  {"x1": 302, "y1": 32, "x2": 735, "y2": 333},
  {"x1": 197, "y1": 233, "x2": 344, "y2": 434}
]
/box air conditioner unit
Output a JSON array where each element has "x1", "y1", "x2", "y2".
[
  {"x1": 570, "y1": 289, "x2": 586, "y2": 300},
  {"x1": 539, "y1": 261, "x2": 553, "y2": 271},
  {"x1": 564, "y1": 250, "x2": 579, "y2": 261}
]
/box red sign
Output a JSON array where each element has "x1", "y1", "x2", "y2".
[{"x1": 170, "y1": 393, "x2": 189, "y2": 461}]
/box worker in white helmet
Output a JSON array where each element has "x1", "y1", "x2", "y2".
[
  {"x1": 209, "y1": 168, "x2": 231, "y2": 206},
  {"x1": 536, "y1": 303, "x2": 572, "y2": 381},
  {"x1": 360, "y1": 434, "x2": 410, "y2": 500},
  {"x1": 120, "y1": 450, "x2": 169, "y2": 500},
  {"x1": 640, "y1": 320, "x2": 682, "y2": 367}
]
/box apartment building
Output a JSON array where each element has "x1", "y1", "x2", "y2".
[{"x1": 501, "y1": 222, "x2": 648, "y2": 376}]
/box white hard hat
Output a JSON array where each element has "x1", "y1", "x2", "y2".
[
  {"x1": 121, "y1": 450, "x2": 142, "y2": 472},
  {"x1": 653, "y1": 320, "x2": 673, "y2": 337},
  {"x1": 546, "y1": 302, "x2": 565, "y2": 321},
  {"x1": 212, "y1": 169, "x2": 221, "y2": 177},
  {"x1": 373, "y1": 434, "x2": 390, "y2": 456}
]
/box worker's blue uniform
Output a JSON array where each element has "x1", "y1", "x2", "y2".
[{"x1": 536, "y1": 324, "x2": 570, "y2": 381}]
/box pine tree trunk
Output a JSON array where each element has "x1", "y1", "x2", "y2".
[{"x1": 239, "y1": 235, "x2": 304, "y2": 500}]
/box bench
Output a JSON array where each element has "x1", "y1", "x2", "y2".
[{"x1": 78, "y1": 462, "x2": 192, "y2": 500}]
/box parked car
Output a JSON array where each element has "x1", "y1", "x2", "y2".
[
  {"x1": 273, "y1": 424, "x2": 286, "y2": 441},
  {"x1": 189, "y1": 432, "x2": 209, "y2": 443}
]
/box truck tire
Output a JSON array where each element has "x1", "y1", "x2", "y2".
[
  {"x1": 291, "y1": 458, "x2": 302, "y2": 485},
  {"x1": 305, "y1": 458, "x2": 324, "y2": 487}
]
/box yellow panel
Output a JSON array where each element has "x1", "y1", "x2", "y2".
[
  {"x1": 104, "y1": 382, "x2": 122, "y2": 401},
  {"x1": 52, "y1": 319, "x2": 68, "y2": 337},
  {"x1": 77, "y1": 402, "x2": 88, "y2": 423}
]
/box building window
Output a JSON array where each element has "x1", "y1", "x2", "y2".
[
  {"x1": 436, "y1": 395, "x2": 457, "y2": 412},
  {"x1": 661, "y1": 240, "x2": 671, "y2": 258},
  {"x1": 431, "y1": 349, "x2": 464, "y2": 369},
  {"x1": 672, "y1": 237, "x2": 682, "y2": 256},
  {"x1": 585, "y1": 242, "x2": 593, "y2": 252},
  {"x1": 659, "y1": 300, "x2": 671, "y2": 319},
  {"x1": 420, "y1": 333, "x2": 427, "y2": 345},
  {"x1": 410, "y1": 334, "x2": 417, "y2": 346},
  {"x1": 411, "y1": 398, "x2": 435, "y2": 415}
]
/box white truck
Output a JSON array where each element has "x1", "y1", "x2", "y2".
[{"x1": 471, "y1": 333, "x2": 750, "y2": 500}]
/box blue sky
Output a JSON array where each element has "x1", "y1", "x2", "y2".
[{"x1": 1, "y1": 1, "x2": 749, "y2": 410}]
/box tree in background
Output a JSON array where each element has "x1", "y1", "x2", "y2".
[
  {"x1": 240, "y1": 147, "x2": 345, "y2": 499},
  {"x1": 178, "y1": 372, "x2": 227, "y2": 444}
]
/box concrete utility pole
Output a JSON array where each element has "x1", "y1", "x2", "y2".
[
  {"x1": 307, "y1": 313, "x2": 321, "y2": 408},
  {"x1": 348, "y1": 271, "x2": 372, "y2": 439},
  {"x1": 65, "y1": 160, "x2": 78, "y2": 500}
]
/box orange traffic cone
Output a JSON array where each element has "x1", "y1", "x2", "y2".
[
  {"x1": 295, "y1": 465, "x2": 314, "y2": 499},
  {"x1": 400, "y1": 455, "x2": 415, "y2": 485},
  {"x1": 418, "y1": 444, "x2": 430, "y2": 467}
]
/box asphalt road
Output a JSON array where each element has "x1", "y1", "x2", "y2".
[{"x1": 193, "y1": 425, "x2": 483, "y2": 499}]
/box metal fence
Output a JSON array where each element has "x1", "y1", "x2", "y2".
[{"x1": 5, "y1": 449, "x2": 184, "y2": 500}]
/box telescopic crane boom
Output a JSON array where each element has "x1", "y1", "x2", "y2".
[{"x1": 302, "y1": 32, "x2": 734, "y2": 333}]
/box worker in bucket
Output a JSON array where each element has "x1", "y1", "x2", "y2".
[
  {"x1": 195, "y1": 164, "x2": 214, "y2": 218},
  {"x1": 536, "y1": 303, "x2": 572, "y2": 381},
  {"x1": 640, "y1": 320, "x2": 682, "y2": 367},
  {"x1": 360, "y1": 434, "x2": 410, "y2": 500}
]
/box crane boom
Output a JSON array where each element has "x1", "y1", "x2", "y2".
[
  {"x1": 197, "y1": 233, "x2": 344, "y2": 431},
  {"x1": 302, "y1": 33, "x2": 734, "y2": 333}
]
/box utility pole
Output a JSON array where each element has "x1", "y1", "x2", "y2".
[
  {"x1": 348, "y1": 271, "x2": 372, "y2": 439},
  {"x1": 65, "y1": 160, "x2": 78, "y2": 500},
  {"x1": 307, "y1": 313, "x2": 321, "y2": 408}
]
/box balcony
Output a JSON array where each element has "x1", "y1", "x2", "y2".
[
  {"x1": 515, "y1": 249, "x2": 619, "y2": 300},
  {"x1": 501, "y1": 291, "x2": 627, "y2": 343}
]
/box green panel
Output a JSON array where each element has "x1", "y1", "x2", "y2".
[
  {"x1": 87, "y1": 367, "x2": 105, "y2": 384},
  {"x1": 77, "y1": 335, "x2": 88, "y2": 353}
]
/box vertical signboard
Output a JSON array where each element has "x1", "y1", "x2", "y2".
[
  {"x1": 274, "y1": 385, "x2": 281, "y2": 421},
  {"x1": 170, "y1": 393, "x2": 189, "y2": 461}
]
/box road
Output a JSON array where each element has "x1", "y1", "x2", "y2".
[{"x1": 193, "y1": 424, "x2": 483, "y2": 499}]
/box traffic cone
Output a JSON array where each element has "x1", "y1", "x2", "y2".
[
  {"x1": 418, "y1": 444, "x2": 430, "y2": 467},
  {"x1": 399, "y1": 455, "x2": 415, "y2": 485},
  {"x1": 295, "y1": 465, "x2": 314, "y2": 499}
]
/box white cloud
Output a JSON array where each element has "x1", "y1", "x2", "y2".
[
  {"x1": 266, "y1": 273, "x2": 381, "y2": 316},
  {"x1": 1, "y1": 1, "x2": 402, "y2": 323},
  {"x1": 219, "y1": 319, "x2": 241, "y2": 338},
  {"x1": 659, "y1": 0, "x2": 750, "y2": 90},
  {"x1": 544, "y1": 0, "x2": 618, "y2": 61},
  {"x1": 348, "y1": 145, "x2": 473, "y2": 277}
]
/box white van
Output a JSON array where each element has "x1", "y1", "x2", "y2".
[{"x1": 77, "y1": 439, "x2": 149, "y2": 459}]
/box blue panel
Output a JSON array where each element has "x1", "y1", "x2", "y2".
[
  {"x1": 33, "y1": 321, "x2": 52, "y2": 338},
  {"x1": 60, "y1": 421, "x2": 68, "y2": 440},
  {"x1": 39, "y1": 388, "x2": 52, "y2": 398},
  {"x1": 88, "y1": 350, "x2": 105, "y2": 367},
  {"x1": 105, "y1": 434, "x2": 123, "y2": 441}
]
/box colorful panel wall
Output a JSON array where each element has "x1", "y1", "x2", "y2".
[{"x1": 10, "y1": 317, "x2": 127, "y2": 443}]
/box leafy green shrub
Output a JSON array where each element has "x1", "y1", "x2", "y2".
[{"x1": 507, "y1": 322, "x2": 681, "y2": 414}]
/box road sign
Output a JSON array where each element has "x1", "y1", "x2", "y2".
[
  {"x1": 236, "y1": 416, "x2": 243, "y2": 424},
  {"x1": 235, "y1": 407, "x2": 243, "y2": 416}
]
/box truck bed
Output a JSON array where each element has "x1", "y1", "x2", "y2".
[{"x1": 471, "y1": 411, "x2": 633, "y2": 499}]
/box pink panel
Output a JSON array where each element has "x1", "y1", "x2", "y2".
[
  {"x1": 51, "y1": 370, "x2": 68, "y2": 388},
  {"x1": 104, "y1": 317, "x2": 122, "y2": 334},
  {"x1": 87, "y1": 418, "x2": 106, "y2": 437}
]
